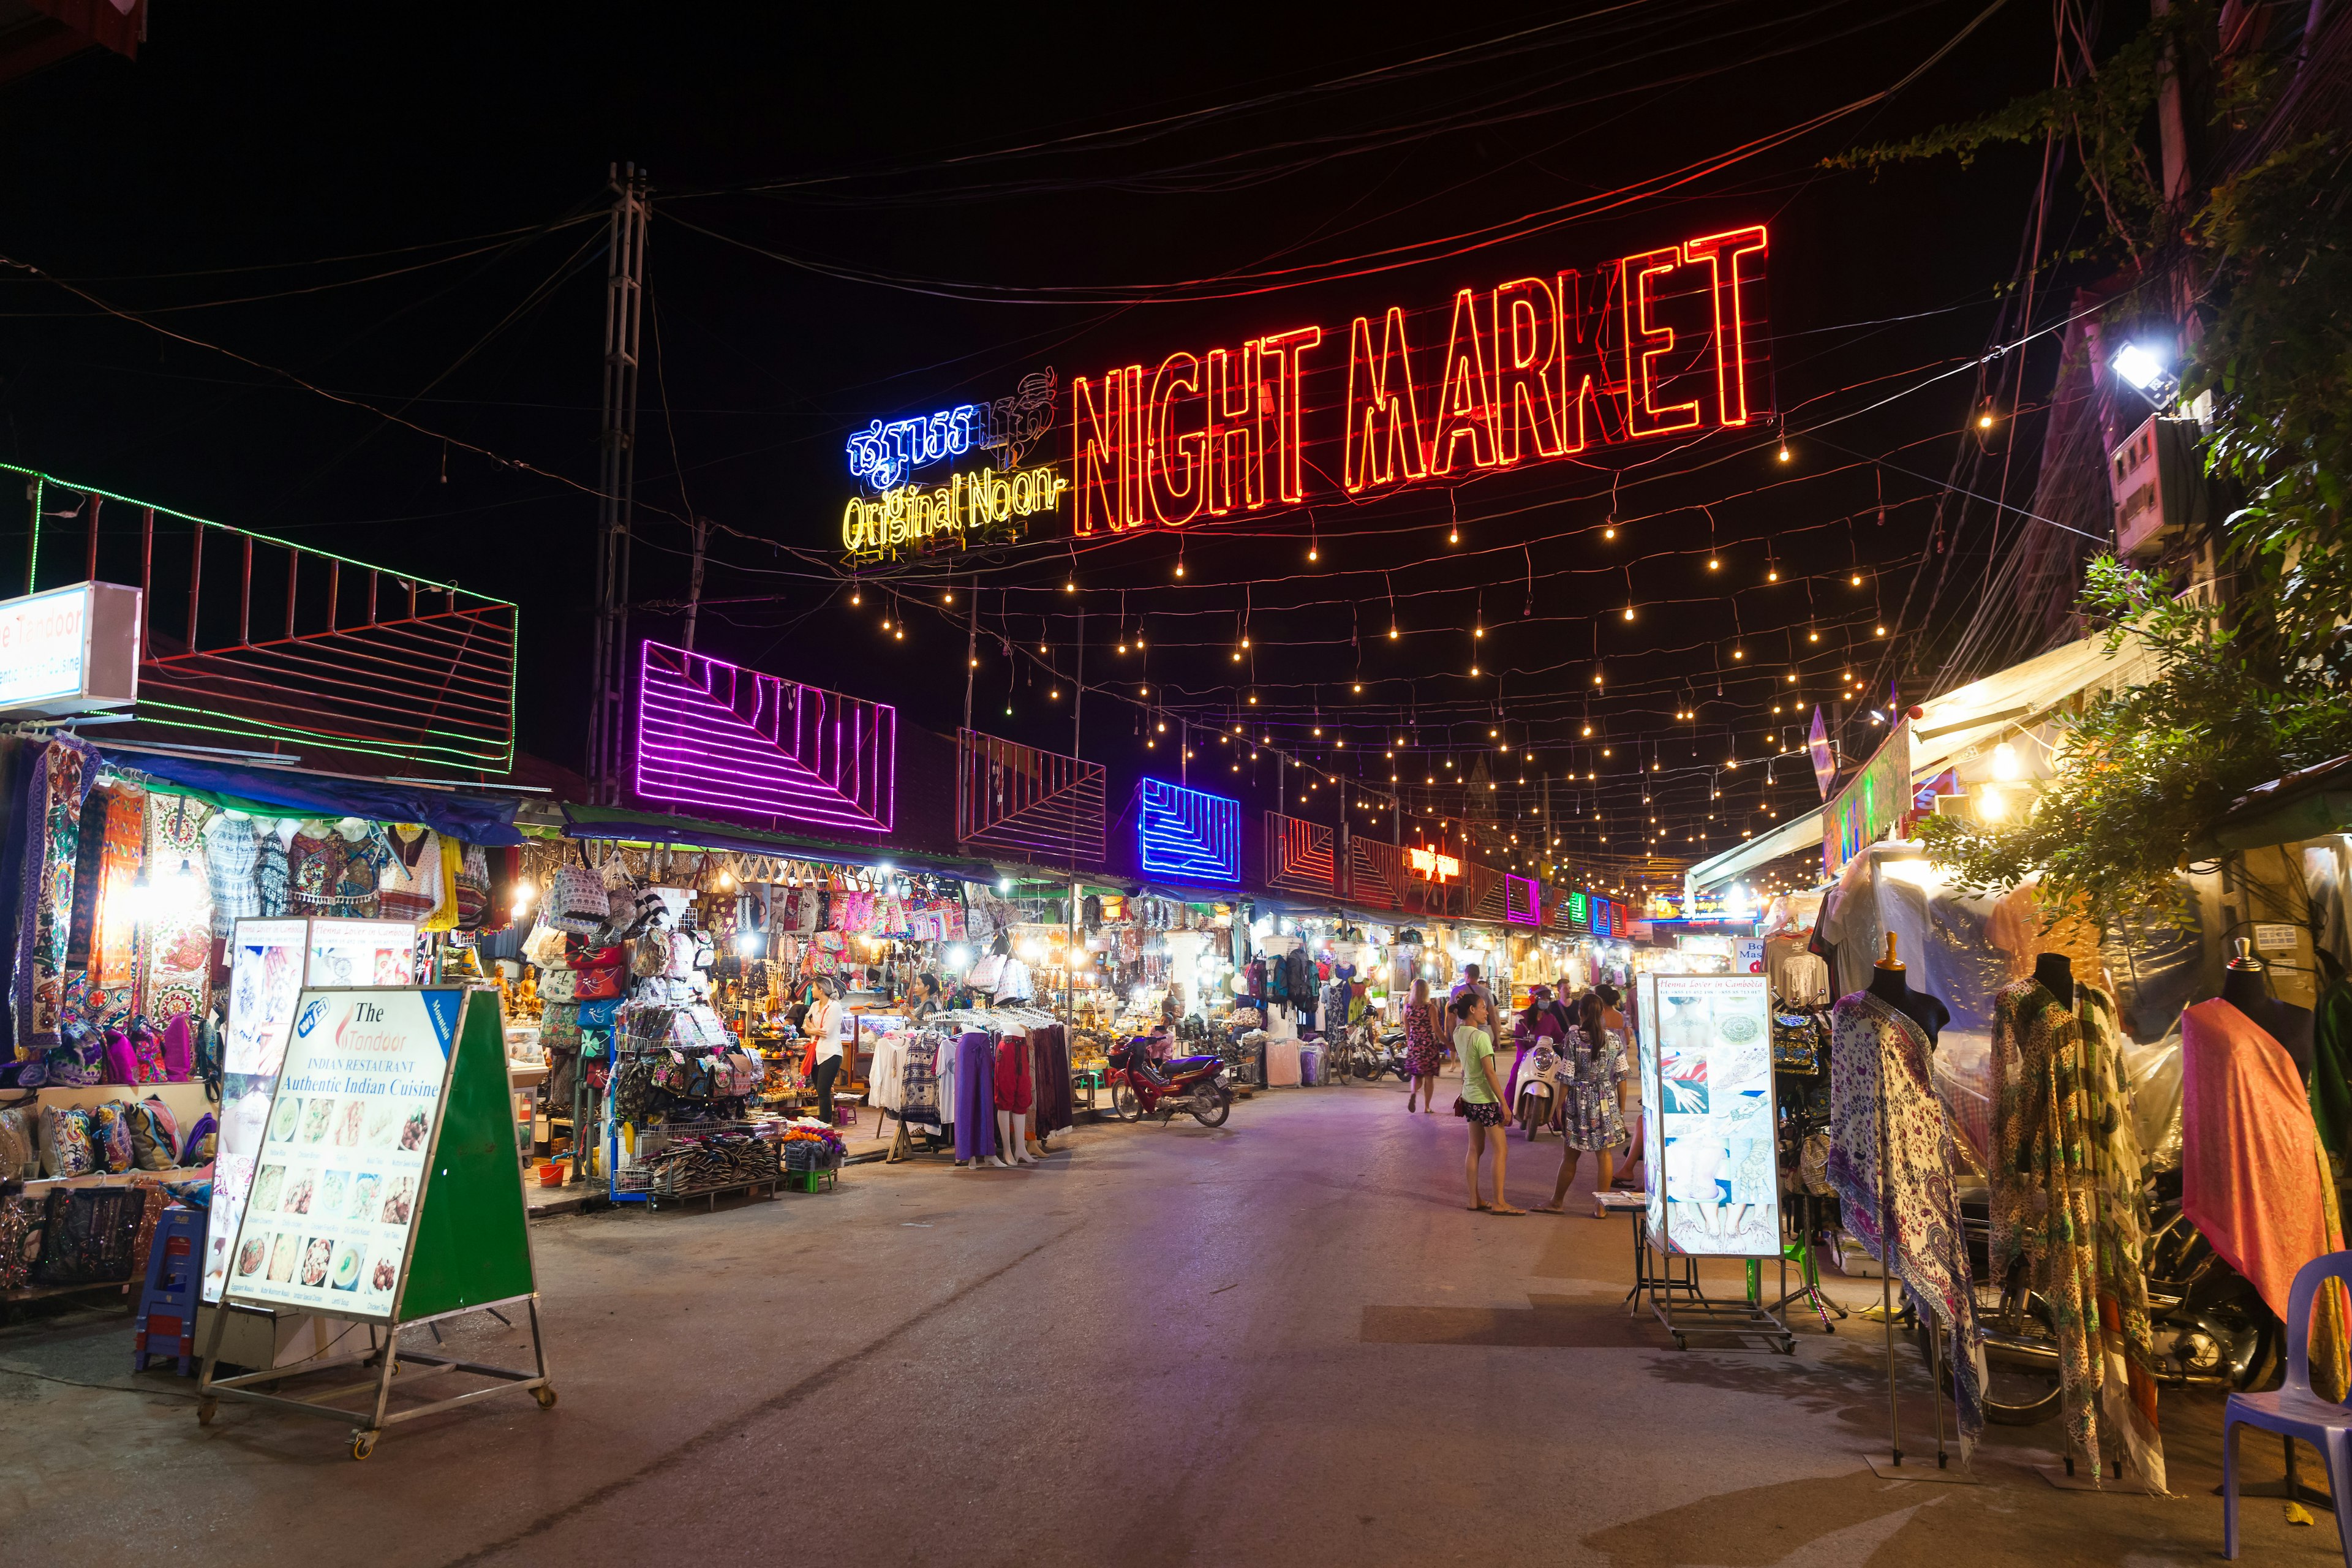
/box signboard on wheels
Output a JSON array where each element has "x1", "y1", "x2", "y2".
[{"x1": 1636, "y1": 971, "x2": 1779, "y2": 1259}]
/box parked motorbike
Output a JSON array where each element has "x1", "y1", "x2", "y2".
[
  {"x1": 1335, "y1": 1020, "x2": 1407, "y2": 1082},
  {"x1": 1106, "y1": 1036, "x2": 1234, "y2": 1127},
  {"x1": 1948, "y1": 1167, "x2": 2280, "y2": 1425}
]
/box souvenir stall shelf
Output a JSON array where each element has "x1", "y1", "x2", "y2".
[
  {"x1": 0, "y1": 734, "x2": 522, "y2": 1309},
  {"x1": 512, "y1": 839, "x2": 995, "y2": 1189}
]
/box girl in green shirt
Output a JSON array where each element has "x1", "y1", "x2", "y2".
[{"x1": 1453, "y1": 992, "x2": 1523, "y2": 1214}]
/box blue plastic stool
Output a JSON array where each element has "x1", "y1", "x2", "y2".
[{"x1": 132, "y1": 1205, "x2": 203, "y2": 1377}]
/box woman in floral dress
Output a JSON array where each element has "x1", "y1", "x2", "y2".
[
  {"x1": 1536, "y1": 993, "x2": 1627, "y2": 1216},
  {"x1": 1403, "y1": 978, "x2": 1444, "y2": 1112}
]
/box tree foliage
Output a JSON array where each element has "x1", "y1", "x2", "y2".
[
  {"x1": 1918, "y1": 560, "x2": 2352, "y2": 922},
  {"x1": 1834, "y1": 7, "x2": 2351, "y2": 921}
]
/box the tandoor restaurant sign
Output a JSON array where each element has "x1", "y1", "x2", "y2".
[
  {"x1": 0, "y1": 581, "x2": 142, "y2": 716},
  {"x1": 840, "y1": 225, "x2": 1769, "y2": 560}
]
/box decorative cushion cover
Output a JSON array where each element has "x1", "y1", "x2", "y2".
[
  {"x1": 42, "y1": 1105, "x2": 96, "y2": 1177},
  {"x1": 89, "y1": 1102, "x2": 135, "y2": 1174},
  {"x1": 128, "y1": 1097, "x2": 181, "y2": 1171}
]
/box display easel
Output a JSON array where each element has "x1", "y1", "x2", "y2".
[{"x1": 195, "y1": 988, "x2": 554, "y2": 1459}]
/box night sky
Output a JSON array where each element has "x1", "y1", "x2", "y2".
[{"x1": 0, "y1": 1, "x2": 2086, "y2": 899}]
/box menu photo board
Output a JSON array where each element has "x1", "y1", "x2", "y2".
[
  {"x1": 307, "y1": 918, "x2": 419, "y2": 987},
  {"x1": 203, "y1": 919, "x2": 311, "y2": 1303},
  {"x1": 221, "y1": 988, "x2": 462, "y2": 1322},
  {"x1": 1637, "y1": 971, "x2": 1780, "y2": 1258}
]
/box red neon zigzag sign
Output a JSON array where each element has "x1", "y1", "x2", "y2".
[{"x1": 1067, "y1": 226, "x2": 1766, "y2": 534}]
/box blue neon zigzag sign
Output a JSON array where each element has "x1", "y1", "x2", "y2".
[{"x1": 1137, "y1": 778, "x2": 1241, "y2": 883}]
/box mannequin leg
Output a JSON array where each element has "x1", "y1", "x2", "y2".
[
  {"x1": 1009, "y1": 1110, "x2": 1032, "y2": 1163},
  {"x1": 992, "y1": 1109, "x2": 1015, "y2": 1167}
]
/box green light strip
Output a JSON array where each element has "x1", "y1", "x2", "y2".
[{"x1": 0, "y1": 462, "x2": 516, "y2": 609}]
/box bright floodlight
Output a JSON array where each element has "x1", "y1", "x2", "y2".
[{"x1": 2111, "y1": 342, "x2": 2171, "y2": 392}]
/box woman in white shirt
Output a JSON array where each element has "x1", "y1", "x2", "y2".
[{"x1": 805, "y1": 979, "x2": 846, "y2": 1122}]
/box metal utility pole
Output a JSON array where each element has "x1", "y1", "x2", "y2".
[
  {"x1": 681, "y1": 516, "x2": 707, "y2": 652},
  {"x1": 589, "y1": 162, "x2": 648, "y2": 802}
]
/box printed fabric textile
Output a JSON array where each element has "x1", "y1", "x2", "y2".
[
  {"x1": 2180, "y1": 998, "x2": 2351, "y2": 1401},
  {"x1": 953, "y1": 1031, "x2": 997, "y2": 1162},
  {"x1": 90, "y1": 788, "x2": 145, "y2": 1016},
  {"x1": 1561, "y1": 1027, "x2": 1627, "y2": 1152},
  {"x1": 143, "y1": 794, "x2": 215, "y2": 1024},
  {"x1": 902, "y1": 1032, "x2": 943, "y2": 1130},
  {"x1": 1826, "y1": 988, "x2": 1986, "y2": 1455},
  {"x1": 18, "y1": 741, "x2": 92, "y2": 1055},
  {"x1": 1988, "y1": 978, "x2": 2164, "y2": 1490}
]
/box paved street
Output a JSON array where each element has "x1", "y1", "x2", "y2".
[{"x1": 1, "y1": 1078, "x2": 2337, "y2": 1566}]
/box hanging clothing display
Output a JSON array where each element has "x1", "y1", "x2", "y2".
[
  {"x1": 1987, "y1": 978, "x2": 2164, "y2": 1489},
  {"x1": 2180, "y1": 998, "x2": 2350, "y2": 1401},
  {"x1": 1826, "y1": 989, "x2": 1986, "y2": 1453},
  {"x1": 995, "y1": 1028, "x2": 1034, "y2": 1116},
  {"x1": 902, "y1": 1033, "x2": 943, "y2": 1130},
  {"x1": 200, "y1": 813, "x2": 262, "y2": 934},
  {"x1": 2310, "y1": 973, "x2": 2352, "y2": 1169},
  {"x1": 952, "y1": 1031, "x2": 997, "y2": 1163}
]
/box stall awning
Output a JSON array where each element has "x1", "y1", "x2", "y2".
[
  {"x1": 555, "y1": 803, "x2": 1001, "y2": 881},
  {"x1": 1907, "y1": 631, "x2": 2152, "y2": 778},
  {"x1": 94, "y1": 744, "x2": 525, "y2": 845},
  {"x1": 1684, "y1": 804, "x2": 1828, "y2": 895}
]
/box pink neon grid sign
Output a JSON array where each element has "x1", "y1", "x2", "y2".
[{"x1": 635, "y1": 640, "x2": 895, "y2": 834}]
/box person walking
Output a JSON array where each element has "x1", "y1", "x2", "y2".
[
  {"x1": 1403, "y1": 977, "x2": 1444, "y2": 1112},
  {"x1": 1535, "y1": 990, "x2": 1628, "y2": 1216},
  {"x1": 1453, "y1": 990, "x2": 1523, "y2": 1213}
]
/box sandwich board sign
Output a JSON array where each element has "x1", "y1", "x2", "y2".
[{"x1": 199, "y1": 987, "x2": 551, "y2": 1457}]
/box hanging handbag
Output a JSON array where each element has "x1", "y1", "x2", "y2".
[
  {"x1": 573, "y1": 965, "x2": 622, "y2": 1001},
  {"x1": 539, "y1": 968, "x2": 580, "y2": 1004},
  {"x1": 548, "y1": 845, "x2": 609, "y2": 935}
]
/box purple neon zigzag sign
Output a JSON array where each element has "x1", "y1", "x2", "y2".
[
  {"x1": 1505, "y1": 873, "x2": 1542, "y2": 925},
  {"x1": 635, "y1": 640, "x2": 894, "y2": 834}
]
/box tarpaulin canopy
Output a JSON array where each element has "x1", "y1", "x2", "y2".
[{"x1": 94, "y1": 745, "x2": 524, "y2": 845}]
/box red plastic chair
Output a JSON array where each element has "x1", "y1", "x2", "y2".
[{"x1": 2225, "y1": 1251, "x2": 2352, "y2": 1561}]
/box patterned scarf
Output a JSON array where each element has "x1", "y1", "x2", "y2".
[
  {"x1": 1989, "y1": 978, "x2": 2165, "y2": 1490},
  {"x1": 1827, "y1": 988, "x2": 1986, "y2": 1455}
]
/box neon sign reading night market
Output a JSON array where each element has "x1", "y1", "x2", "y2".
[{"x1": 1066, "y1": 225, "x2": 1767, "y2": 533}]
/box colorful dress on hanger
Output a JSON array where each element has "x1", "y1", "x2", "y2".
[
  {"x1": 1988, "y1": 977, "x2": 2164, "y2": 1489},
  {"x1": 1826, "y1": 988, "x2": 1986, "y2": 1453}
]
